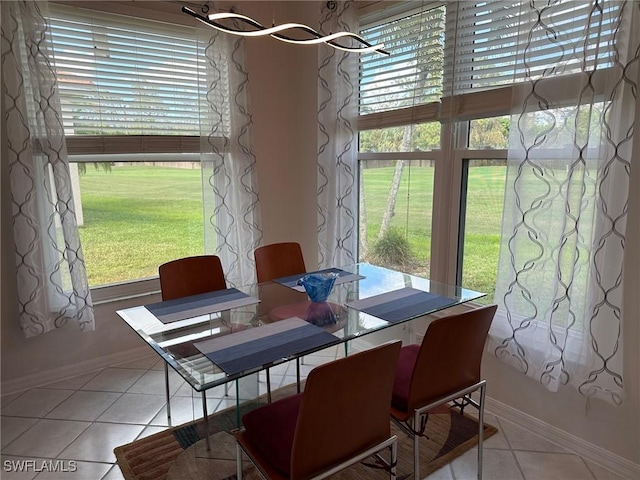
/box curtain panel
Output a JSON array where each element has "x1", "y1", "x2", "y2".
[
  {"x1": 2, "y1": 0, "x2": 94, "y2": 338},
  {"x1": 316, "y1": 0, "x2": 359, "y2": 269},
  {"x1": 489, "y1": 0, "x2": 639, "y2": 405},
  {"x1": 199, "y1": 26, "x2": 262, "y2": 287}
]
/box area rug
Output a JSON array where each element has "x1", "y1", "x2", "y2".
[{"x1": 114, "y1": 384, "x2": 496, "y2": 480}]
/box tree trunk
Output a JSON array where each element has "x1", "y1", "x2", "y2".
[
  {"x1": 378, "y1": 125, "x2": 411, "y2": 239},
  {"x1": 378, "y1": 160, "x2": 404, "y2": 239},
  {"x1": 359, "y1": 166, "x2": 368, "y2": 258}
]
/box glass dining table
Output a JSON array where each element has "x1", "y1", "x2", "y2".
[{"x1": 116, "y1": 262, "x2": 484, "y2": 452}]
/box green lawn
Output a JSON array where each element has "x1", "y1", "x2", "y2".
[
  {"x1": 78, "y1": 166, "x2": 204, "y2": 285},
  {"x1": 78, "y1": 164, "x2": 507, "y2": 301},
  {"x1": 360, "y1": 163, "x2": 506, "y2": 303},
  {"x1": 460, "y1": 164, "x2": 507, "y2": 302},
  {"x1": 361, "y1": 165, "x2": 434, "y2": 266}
]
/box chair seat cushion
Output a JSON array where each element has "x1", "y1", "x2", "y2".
[
  {"x1": 392, "y1": 344, "x2": 420, "y2": 411},
  {"x1": 242, "y1": 393, "x2": 303, "y2": 475}
]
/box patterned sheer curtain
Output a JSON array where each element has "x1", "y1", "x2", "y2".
[
  {"x1": 2, "y1": 0, "x2": 94, "y2": 338},
  {"x1": 198, "y1": 26, "x2": 262, "y2": 287},
  {"x1": 488, "y1": 1, "x2": 639, "y2": 405},
  {"x1": 317, "y1": 0, "x2": 359, "y2": 269}
]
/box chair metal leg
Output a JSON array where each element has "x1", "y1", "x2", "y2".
[
  {"x1": 236, "y1": 443, "x2": 244, "y2": 480},
  {"x1": 477, "y1": 383, "x2": 486, "y2": 480},
  {"x1": 390, "y1": 440, "x2": 397, "y2": 480},
  {"x1": 414, "y1": 409, "x2": 420, "y2": 480},
  {"x1": 306, "y1": 436, "x2": 397, "y2": 480},
  {"x1": 296, "y1": 358, "x2": 301, "y2": 393},
  {"x1": 397, "y1": 381, "x2": 487, "y2": 480},
  {"x1": 164, "y1": 363, "x2": 171, "y2": 425}
]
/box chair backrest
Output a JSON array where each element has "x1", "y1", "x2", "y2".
[
  {"x1": 158, "y1": 255, "x2": 227, "y2": 301},
  {"x1": 254, "y1": 242, "x2": 306, "y2": 283},
  {"x1": 406, "y1": 305, "x2": 497, "y2": 413},
  {"x1": 290, "y1": 340, "x2": 402, "y2": 480}
]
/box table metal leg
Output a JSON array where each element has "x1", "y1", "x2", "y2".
[
  {"x1": 164, "y1": 363, "x2": 171, "y2": 425},
  {"x1": 202, "y1": 391, "x2": 211, "y2": 452}
]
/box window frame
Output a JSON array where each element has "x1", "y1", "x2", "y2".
[
  {"x1": 357, "y1": 0, "x2": 621, "y2": 288},
  {"x1": 46, "y1": 3, "x2": 216, "y2": 300}
]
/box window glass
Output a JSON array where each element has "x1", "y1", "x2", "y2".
[
  {"x1": 444, "y1": 1, "x2": 620, "y2": 94},
  {"x1": 469, "y1": 116, "x2": 510, "y2": 149},
  {"x1": 359, "y1": 159, "x2": 434, "y2": 276},
  {"x1": 359, "y1": 4, "x2": 445, "y2": 115},
  {"x1": 46, "y1": 6, "x2": 219, "y2": 288},
  {"x1": 459, "y1": 159, "x2": 507, "y2": 304},
  {"x1": 49, "y1": 4, "x2": 210, "y2": 136},
  {"x1": 359, "y1": 122, "x2": 441, "y2": 153},
  {"x1": 73, "y1": 159, "x2": 204, "y2": 286}
]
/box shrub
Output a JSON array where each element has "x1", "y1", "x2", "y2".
[{"x1": 371, "y1": 227, "x2": 413, "y2": 265}]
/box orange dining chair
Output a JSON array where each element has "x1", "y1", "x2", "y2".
[
  {"x1": 158, "y1": 255, "x2": 228, "y2": 423},
  {"x1": 254, "y1": 242, "x2": 309, "y2": 324},
  {"x1": 254, "y1": 242, "x2": 344, "y2": 393},
  {"x1": 254, "y1": 243, "x2": 310, "y2": 400},
  {"x1": 159, "y1": 255, "x2": 227, "y2": 301},
  {"x1": 390, "y1": 304, "x2": 497, "y2": 480},
  {"x1": 255, "y1": 242, "x2": 310, "y2": 393},
  {"x1": 254, "y1": 242, "x2": 306, "y2": 284},
  {"x1": 233, "y1": 340, "x2": 402, "y2": 480}
]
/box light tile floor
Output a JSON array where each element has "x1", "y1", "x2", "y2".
[{"x1": 0, "y1": 346, "x2": 629, "y2": 480}]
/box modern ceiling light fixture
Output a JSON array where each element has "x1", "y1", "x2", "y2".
[{"x1": 181, "y1": 5, "x2": 389, "y2": 55}]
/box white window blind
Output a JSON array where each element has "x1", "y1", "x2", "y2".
[
  {"x1": 47, "y1": 5, "x2": 222, "y2": 137},
  {"x1": 359, "y1": 3, "x2": 446, "y2": 116},
  {"x1": 443, "y1": 0, "x2": 622, "y2": 95}
]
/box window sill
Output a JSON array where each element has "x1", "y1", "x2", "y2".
[{"x1": 91, "y1": 277, "x2": 161, "y2": 305}]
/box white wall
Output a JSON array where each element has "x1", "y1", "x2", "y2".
[
  {"x1": 246, "y1": 2, "x2": 319, "y2": 266},
  {"x1": 1, "y1": 0, "x2": 638, "y2": 469}
]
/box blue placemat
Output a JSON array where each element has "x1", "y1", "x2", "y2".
[
  {"x1": 145, "y1": 288, "x2": 259, "y2": 324},
  {"x1": 274, "y1": 267, "x2": 364, "y2": 291},
  {"x1": 346, "y1": 287, "x2": 457, "y2": 323},
  {"x1": 195, "y1": 318, "x2": 339, "y2": 376}
]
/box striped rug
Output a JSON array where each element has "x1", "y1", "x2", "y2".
[{"x1": 114, "y1": 385, "x2": 496, "y2": 480}]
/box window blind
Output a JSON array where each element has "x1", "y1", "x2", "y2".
[
  {"x1": 359, "y1": 3, "x2": 446, "y2": 116},
  {"x1": 48, "y1": 5, "x2": 224, "y2": 137},
  {"x1": 443, "y1": 0, "x2": 621, "y2": 95}
]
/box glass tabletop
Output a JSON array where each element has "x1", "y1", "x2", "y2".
[{"x1": 116, "y1": 263, "x2": 484, "y2": 392}]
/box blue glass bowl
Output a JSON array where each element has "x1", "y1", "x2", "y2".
[{"x1": 297, "y1": 272, "x2": 339, "y2": 303}]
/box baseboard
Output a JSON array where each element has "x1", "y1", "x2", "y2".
[
  {"x1": 485, "y1": 396, "x2": 640, "y2": 480},
  {"x1": 0, "y1": 346, "x2": 152, "y2": 396}
]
